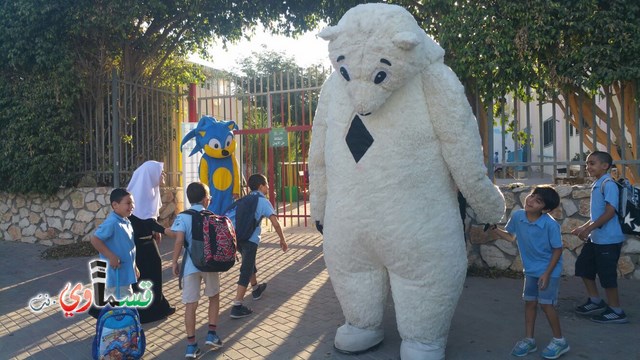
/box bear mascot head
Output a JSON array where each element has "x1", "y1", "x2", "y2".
[{"x1": 308, "y1": 4, "x2": 505, "y2": 359}]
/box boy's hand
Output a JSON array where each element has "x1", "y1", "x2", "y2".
[
  {"x1": 152, "y1": 232, "x2": 161, "y2": 244},
  {"x1": 483, "y1": 223, "x2": 496, "y2": 232},
  {"x1": 135, "y1": 266, "x2": 140, "y2": 279},
  {"x1": 280, "y1": 239, "x2": 288, "y2": 253},
  {"x1": 108, "y1": 255, "x2": 120, "y2": 269},
  {"x1": 172, "y1": 262, "x2": 180, "y2": 277},
  {"x1": 572, "y1": 226, "x2": 589, "y2": 241},
  {"x1": 538, "y1": 273, "x2": 550, "y2": 290}
]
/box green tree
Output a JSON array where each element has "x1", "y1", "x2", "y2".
[
  {"x1": 0, "y1": 0, "x2": 347, "y2": 194},
  {"x1": 426, "y1": 0, "x2": 640, "y2": 182},
  {"x1": 303, "y1": 1, "x2": 640, "y2": 181}
]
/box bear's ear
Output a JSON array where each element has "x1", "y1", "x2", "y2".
[
  {"x1": 423, "y1": 36, "x2": 445, "y2": 64},
  {"x1": 393, "y1": 31, "x2": 445, "y2": 64},
  {"x1": 318, "y1": 25, "x2": 341, "y2": 41},
  {"x1": 392, "y1": 31, "x2": 420, "y2": 50}
]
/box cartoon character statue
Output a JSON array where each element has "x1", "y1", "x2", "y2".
[
  {"x1": 308, "y1": 4, "x2": 505, "y2": 360},
  {"x1": 181, "y1": 116, "x2": 240, "y2": 214}
]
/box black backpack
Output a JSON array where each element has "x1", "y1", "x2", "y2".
[
  {"x1": 225, "y1": 194, "x2": 262, "y2": 243},
  {"x1": 601, "y1": 177, "x2": 640, "y2": 237}
]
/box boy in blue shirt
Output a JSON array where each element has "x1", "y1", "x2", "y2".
[
  {"x1": 492, "y1": 185, "x2": 569, "y2": 359},
  {"x1": 571, "y1": 151, "x2": 627, "y2": 323},
  {"x1": 171, "y1": 182, "x2": 224, "y2": 358},
  {"x1": 90, "y1": 188, "x2": 139, "y2": 299},
  {"x1": 226, "y1": 173, "x2": 288, "y2": 319}
]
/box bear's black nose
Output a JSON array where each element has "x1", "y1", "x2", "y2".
[{"x1": 222, "y1": 150, "x2": 229, "y2": 156}]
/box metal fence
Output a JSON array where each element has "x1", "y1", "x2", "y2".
[
  {"x1": 486, "y1": 83, "x2": 639, "y2": 185},
  {"x1": 77, "y1": 68, "x2": 639, "y2": 207},
  {"x1": 189, "y1": 69, "x2": 329, "y2": 226},
  {"x1": 78, "y1": 70, "x2": 185, "y2": 187}
]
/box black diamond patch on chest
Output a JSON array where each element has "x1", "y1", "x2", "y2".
[{"x1": 345, "y1": 115, "x2": 374, "y2": 163}]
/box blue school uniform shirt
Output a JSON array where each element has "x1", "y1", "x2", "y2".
[
  {"x1": 505, "y1": 210, "x2": 563, "y2": 277},
  {"x1": 94, "y1": 211, "x2": 137, "y2": 288},
  {"x1": 170, "y1": 203, "x2": 204, "y2": 278},
  {"x1": 226, "y1": 191, "x2": 275, "y2": 245},
  {"x1": 590, "y1": 174, "x2": 625, "y2": 245}
]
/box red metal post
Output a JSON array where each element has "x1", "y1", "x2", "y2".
[{"x1": 188, "y1": 83, "x2": 197, "y2": 122}]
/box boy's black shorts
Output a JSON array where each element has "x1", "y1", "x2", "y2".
[
  {"x1": 575, "y1": 242, "x2": 622, "y2": 288},
  {"x1": 237, "y1": 241, "x2": 258, "y2": 287}
]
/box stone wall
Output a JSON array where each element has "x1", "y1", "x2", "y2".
[
  {"x1": 0, "y1": 187, "x2": 183, "y2": 245},
  {"x1": 1, "y1": 185, "x2": 639, "y2": 279}
]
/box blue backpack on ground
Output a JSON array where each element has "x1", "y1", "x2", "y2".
[
  {"x1": 225, "y1": 194, "x2": 261, "y2": 243},
  {"x1": 602, "y1": 177, "x2": 640, "y2": 236},
  {"x1": 92, "y1": 270, "x2": 146, "y2": 359}
]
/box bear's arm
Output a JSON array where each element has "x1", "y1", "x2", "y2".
[
  {"x1": 422, "y1": 63, "x2": 505, "y2": 224},
  {"x1": 308, "y1": 74, "x2": 334, "y2": 225}
]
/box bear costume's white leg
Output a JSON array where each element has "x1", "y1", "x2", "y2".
[
  {"x1": 323, "y1": 228, "x2": 389, "y2": 353},
  {"x1": 387, "y1": 237, "x2": 466, "y2": 360},
  {"x1": 400, "y1": 340, "x2": 444, "y2": 360}
]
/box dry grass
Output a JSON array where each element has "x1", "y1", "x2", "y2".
[
  {"x1": 467, "y1": 265, "x2": 524, "y2": 279},
  {"x1": 40, "y1": 241, "x2": 98, "y2": 259}
]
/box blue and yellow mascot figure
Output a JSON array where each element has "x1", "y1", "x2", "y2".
[{"x1": 181, "y1": 116, "x2": 240, "y2": 214}]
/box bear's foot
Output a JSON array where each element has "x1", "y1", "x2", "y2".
[
  {"x1": 400, "y1": 340, "x2": 444, "y2": 360},
  {"x1": 334, "y1": 323, "x2": 383, "y2": 355}
]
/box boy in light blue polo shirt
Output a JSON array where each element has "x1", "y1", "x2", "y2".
[
  {"x1": 171, "y1": 182, "x2": 223, "y2": 358},
  {"x1": 90, "y1": 188, "x2": 138, "y2": 298},
  {"x1": 225, "y1": 173, "x2": 288, "y2": 319},
  {"x1": 492, "y1": 185, "x2": 569, "y2": 359},
  {"x1": 571, "y1": 151, "x2": 627, "y2": 324}
]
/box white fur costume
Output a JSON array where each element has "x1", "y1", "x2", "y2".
[{"x1": 308, "y1": 4, "x2": 505, "y2": 360}]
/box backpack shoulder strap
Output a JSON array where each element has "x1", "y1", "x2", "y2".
[
  {"x1": 600, "y1": 177, "x2": 622, "y2": 215},
  {"x1": 600, "y1": 177, "x2": 613, "y2": 194},
  {"x1": 178, "y1": 208, "x2": 204, "y2": 290}
]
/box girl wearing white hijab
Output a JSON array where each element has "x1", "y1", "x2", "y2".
[{"x1": 127, "y1": 160, "x2": 176, "y2": 322}]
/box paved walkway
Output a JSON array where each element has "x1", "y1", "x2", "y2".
[{"x1": 1, "y1": 227, "x2": 638, "y2": 359}]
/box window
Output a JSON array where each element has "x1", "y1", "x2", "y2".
[{"x1": 543, "y1": 117, "x2": 554, "y2": 147}]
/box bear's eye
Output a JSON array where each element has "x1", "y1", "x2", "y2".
[
  {"x1": 225, "y1": 135, "x2": 233, "y2": 148},
  {"x1": 373, "y1": 71, "x2": 387, "y2": 84},
  {"x1": 339, "y1": 66, "x2": 350, "y2": 81},
  {"x1": 208, "y1": 139, "x2": 221, "y2": 149}
]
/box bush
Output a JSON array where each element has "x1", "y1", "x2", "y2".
[{"x1": 0, "y1": 73, "x2": 81, "y2": 195}]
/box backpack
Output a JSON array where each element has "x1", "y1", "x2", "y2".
[
  {"x1": 92, "y1": 271, "x2": 145, "y2": 359},
  {"x1": 180, "y1": 209, "x2": 237, "y2": 274},
  {"x1": 601, "y1": 177, "x2": 640, "y2": 236},
  {"x1": 225, "y1": 194, "x2": 261, "y2": 243}
]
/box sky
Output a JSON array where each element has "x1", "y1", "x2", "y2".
[{"x1": 189, "y1": 25, "x2": 331, "y2": 73}]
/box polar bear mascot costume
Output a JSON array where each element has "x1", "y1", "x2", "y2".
[{"x1": 308, "y1": 3, "x2": 505, "y2": 360}]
